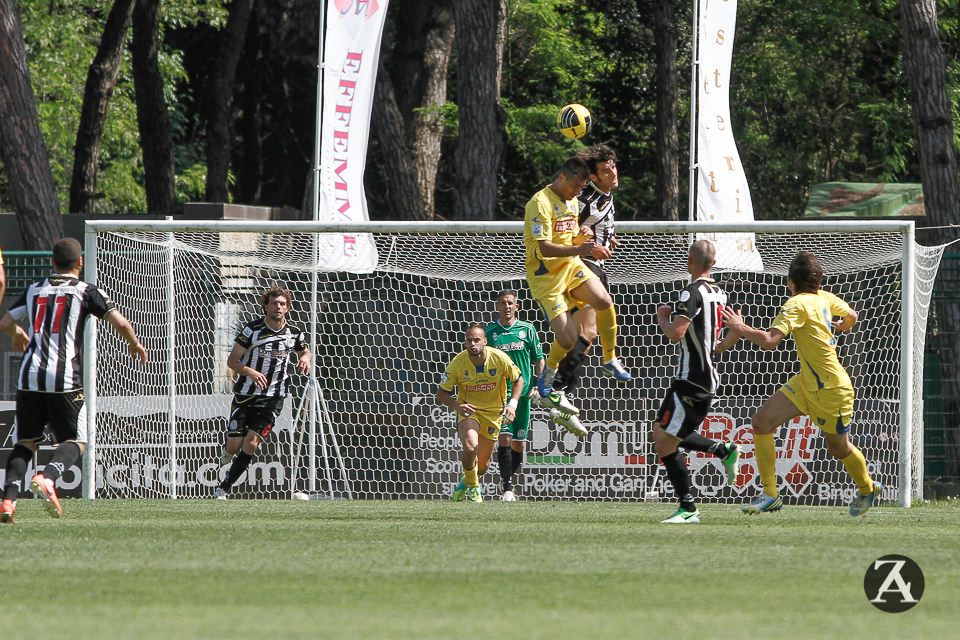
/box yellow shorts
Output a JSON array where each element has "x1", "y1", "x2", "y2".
[
  {"x1": 458, "y1": 409, "x2": 503, "y2": 441},
  {"x1": 780, "y1": 374, "x2": 854, "y2": 434},
  {"x1": 527, "y1": 258, "x2": 598, "y2": 322}
]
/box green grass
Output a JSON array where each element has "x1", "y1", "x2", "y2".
[{"x1": 1, "y1": 499, "x2": 957, "y2": 639}]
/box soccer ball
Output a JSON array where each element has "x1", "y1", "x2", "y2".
[{"x1": 557, "y1": 103, "x2": 592, "y2": 139}]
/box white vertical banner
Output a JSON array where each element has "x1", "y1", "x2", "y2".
[
  {"x1": 317, "y1": 0, "x2": 389, "y2": 273},
  {"x1": 695, "y1": 0, "x2": 763, "y2": 271}
]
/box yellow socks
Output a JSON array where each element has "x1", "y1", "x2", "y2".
[
  {"x1": 464, "y1": 465, "x2": 479, "y2": 488},
  {"x1": 841, "y1": 446, "x2": 874, "y2": 495},
  {"x1": 754, "y1": 432, "x2": 778, "y2": 497},
  {"x1": 546, "y1": 341, "x2": 571, "y2": 370},
  {"x1": 596, "y1": 306, "x2": 618, "y2": 362}
]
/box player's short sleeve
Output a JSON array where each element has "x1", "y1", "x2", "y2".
[
  {"x1": 294, "y1": 329, "x2": 308, "y2": 352},
  {"x1": 525, "y1": 194, "x2": 553, "y2": 242},
  {"x1": 674, "y1": 285, "x2": 702, "y2": 320},
  {"x1": 770, "y1": 297, "x2": 803, "y2": 336},
  {"x1": 528, "y1": 326, "x2": 544, "y2": 361},
  {"x1": 84, "y1": 284, "x2": 118, "y2": 319},
  {"x1": 494, "y1": 350, "x2": 522, "y2": 383},
  {"x1": 825, "y1": 290, "x2": 853, "y2": 318},
  {"x1": 438, "y1": 358, "x2": 460, "y2": 394},
  {"x1": 235, "y1": 322, "x2": 254, "y2": 348}
]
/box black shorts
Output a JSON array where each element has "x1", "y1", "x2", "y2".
[
  {"x1": 15, "y1": 389, "x2": 87, "y2": 445},
  {"x1": 582, "y1": 259, "x2": 608, "y2": 291},
  {"x1": 656, "y1": 380, "x2": 713, "y2": 439},
  {"x1": 227, "y1": 395, "x2": 284, "y2": 439}
]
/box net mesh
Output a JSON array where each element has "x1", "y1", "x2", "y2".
[{"x1": 88, "y1": 226, "x2": 944, "y2": 504}]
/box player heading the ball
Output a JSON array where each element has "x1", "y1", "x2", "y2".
[{"x1": 523, "y1": 155, "x2": 631, "y2": 419}]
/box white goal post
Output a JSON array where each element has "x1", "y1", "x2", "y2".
[{"x1": 82, "y1": 219, "x2": 945, "y2": 507}]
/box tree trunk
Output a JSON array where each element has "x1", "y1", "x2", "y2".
[
  {"x1": 0, "y1": 0, "x2": 63, "y2": 249},
  {"x1": 372, "y1": 60, "x2": 426, "y2": 219},
  {"x1": 900, "y1": 0, "x2": 960, "y2": 232},
  {"x1": 371, "y1": 0, "x2": 454, "y2": 220},
  {"x1": 899, "y1": 0, "x2": 960, "y2": 478},
  {"x1": 237, "y1": 7, "x2": 263, "y2": 206},
  {"x1": 132, "y1": 0, "x2": 176, "y2": 214},
  {"x1": 70, "y1": 0, "x2": 136, "y2": 214},
  {"x1": 204, "y1": 0, "x2": 256, "y2": 203},
  {"x1": 654, "y1": 0, "x2": 680, "y2": 221},
  {"x1": 453, "y1": 0, "x2": 505, "y2": 220}
]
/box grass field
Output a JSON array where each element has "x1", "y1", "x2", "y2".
[{"x1": 1, "y1": 498, "x2": 957, "y2": 639}]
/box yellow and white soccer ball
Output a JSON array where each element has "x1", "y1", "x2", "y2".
[{"x1": 557, "y1": 103, "x2": 592, "y2": 139}]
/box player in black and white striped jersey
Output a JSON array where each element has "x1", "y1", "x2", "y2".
[
  {"x1": 654, "y1": 239, "x2": 742, "y2": 524},
  {"x1": 215, "y1": 286, "x2": 311, "y2": 499},
  {"x1": 550, "y1": 144, "x2": 621, "y2": 404},
  {"x1": 0, "y1": 238, "x2": 146, "y2": 522}
]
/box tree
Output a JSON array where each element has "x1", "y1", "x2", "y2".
[
  {"x1": 899, "y1": 0, "x2": 960, "y2": 475},
  {"x1": 204, "y1": 0, "x2": 256, "y2": 203},
  {"x1": 132, "y1": 0, "x2": 176, "y2": 213},
  {"x1": 0, "y1": 0, "x2": 62, "y2": 248},
  {"x1": 453, "y1": 0, "x2": 506, "y2": 220},
  {"x1": 370, "y1": 0, "x2": 455, "y2": 220},
  {"x1": 653, "y1": 0, "x2": 680, "y2": 220},
  {"x1": 70, "y1": 0, "x2": 137, "y2": 214}
]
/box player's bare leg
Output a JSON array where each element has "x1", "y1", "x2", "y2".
[
  {"x1": 570, "y1": 278, "x2": 630, "y2": 380},
  {"x1": 539, "y1": 312, "x2": 580, "y2": 396},
  {"x1": 456, "y1": 418, "x2": 486, "y2": 502},
  {"x1": 743, "y1": 392, "x2": 799, "y2": 513},
  {"x1": 823, "y1": 431, "x2": 880, "y2": 515}
]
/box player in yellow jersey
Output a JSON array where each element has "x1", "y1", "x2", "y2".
[
  {"x1": 523, "y1": 156, "x2": 631, "y2": 417},
  {"x1": 723, "y1": 251, "x2": 883, "y2": 517},
  {"x1": 436, "y1": 323, "x2": 523, "y2": 503}
]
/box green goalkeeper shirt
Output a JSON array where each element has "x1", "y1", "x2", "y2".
[{"x1": 484, "y1": 319, "x2": 543, "y2": 395}]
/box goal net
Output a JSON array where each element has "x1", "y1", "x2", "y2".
[{"x1": 83, "y1": 220, "x2": 944, "y2": 507}]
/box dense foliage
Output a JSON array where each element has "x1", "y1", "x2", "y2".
[{"x1": 1, "y1": 0, "x2": 958, "y2": 220}]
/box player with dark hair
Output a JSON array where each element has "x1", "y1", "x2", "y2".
[
  {"x1": 523, "y1": 155, "x2": 631, "y2": 436},
  {"x1": 551, "y1": 144, "x2": 621, "y2": 399},
  {"x1": 723, "y1": 251, "x2": 883, "y2": 516},
  {"x1": 215, "y1": 286, "x2": 311, "y2": 499},
  {"x1": 655, "y1": 240, "x2": 741, "y2": 523},
  {"x1": 437, "y1": 323, "x2": 523, "y2": 503},
  {"x1": 484, "y1": 290, "x2": 545, "y2": 501},
  {"x1": 0, "y1": 238, "x2": 147, "y2": 522}
]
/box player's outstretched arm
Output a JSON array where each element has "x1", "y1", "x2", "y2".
[
  {"x1": 833, "y1": 309, "x2": 857, "y2": 332},
  {"x1": 722, "y1": 307, "x2": 784, "y2": 350},
  {"x1": 104, "y1": 309, "x2": 147, "y2": 364},
  {"x1": 0, "y1": 312, "x2": 29, "y2": 353},
  {"x1": 715, "y1": 326, "x2": 741, "y2": 354}
]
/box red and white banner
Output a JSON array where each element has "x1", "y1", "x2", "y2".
[
  {"x1": 317, "y1": 0, "x2": 389, "y2": 273},
  {"x1": 695, "y1": 0, "x2": 763, "y2": 271}
]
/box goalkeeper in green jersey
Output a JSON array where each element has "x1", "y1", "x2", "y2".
[{"x1": 484, "y1": 290, "x2": 546, "y2": 501}]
